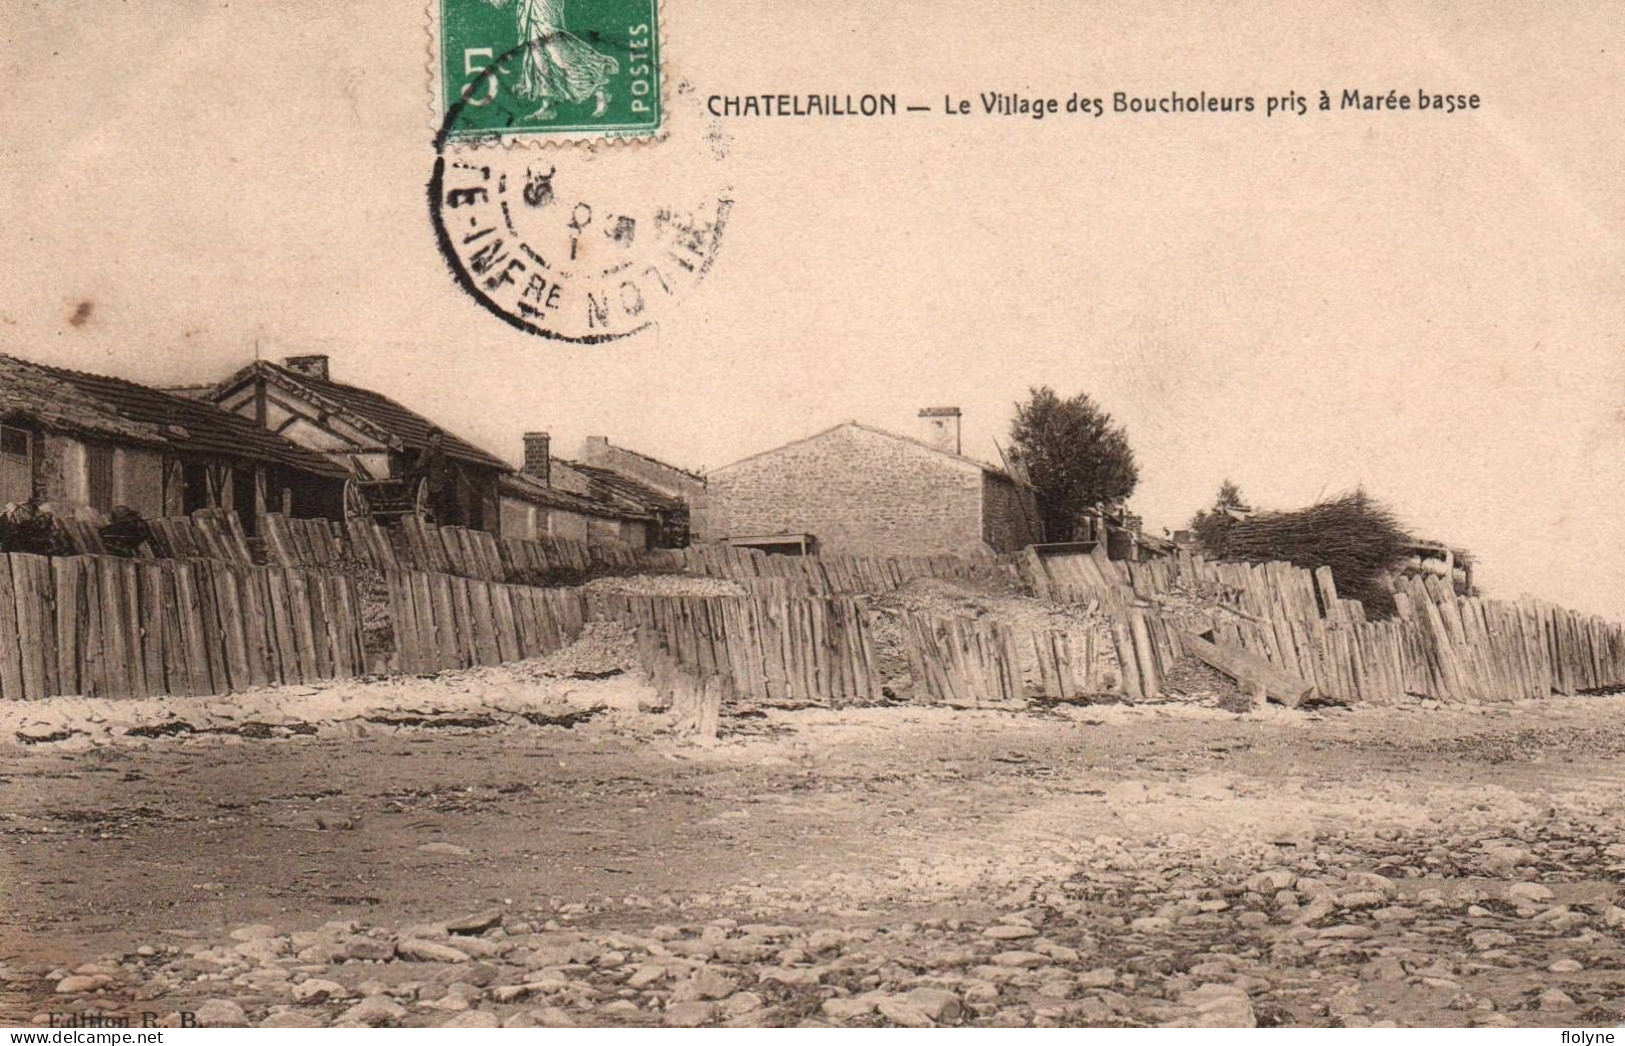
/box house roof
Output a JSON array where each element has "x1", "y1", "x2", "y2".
[
  {"x1": 1, "y1": 354, "x2": 349, "y2": 478},
  {"x1": 567, "y1": 462, "x2": 687, "y2": 513},
  {"x1": 586, "y1": 439, "x2": 706, "y2": 485},
  {"x1": 219, "y1": 361, "x2": 511, "y2": 472},
  {"x1": 497, "y1": 471, "x2": 652, "y2": 520},
  {"x1": 710, "y1": 420, "x2": 1017, "y2": 481},
  {"x1": 0, "y1": 354, "x2": 165, "y2": 446}
]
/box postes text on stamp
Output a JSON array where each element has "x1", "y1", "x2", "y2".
[{"x1": 436, "y1": 0, "x2": 661, "y2": 140}]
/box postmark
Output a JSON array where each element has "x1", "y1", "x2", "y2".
[
  {"x1": 430, "y1": 33, "x2": 732, "y2": 343},
  {"x1": 431, "y1": 0, "x2": 662, "y2": 142},
  {"x1": 430, "y1": 146, "x2": 730, "y2": 342}
]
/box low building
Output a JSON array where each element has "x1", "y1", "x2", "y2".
[
  {"x1": 496, "y1": 433, "x2": 653, "y2": 547},
  {"x1": 198, "y1": 355, "x2": 510, "y2": 531},
  {"x1": 695, "y1": 408, "x2": 1040, "y2": 558},
  {"x1": 578, "y1": 435, "x2": 705, "y2": 547},
  {"x1": 0, "y1": 353, "x2": 349, "y2": 531}
]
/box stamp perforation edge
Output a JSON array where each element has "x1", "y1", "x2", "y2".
[{"x1": 425, "y1": 0, "x2": 671, "y2": 150}]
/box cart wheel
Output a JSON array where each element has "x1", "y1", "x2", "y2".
[
  {"x1": 342, "y1": 478, "x2": 371, "y2": 524},
  {"x1": 412, "y1": 477, "x2": 432, "y2": 523}
]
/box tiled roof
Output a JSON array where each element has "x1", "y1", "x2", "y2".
[
  {"x1": 498, "y1": 472, "x2": 651, "y2": 520},
  {"x1": 2, "y1": 354, "x2": 348, "y2": 478},
  {"x1": 0, "y1": 354, "x2": 164, "y2": 445},
  {"x1": 248, "y1": 362, "x2": 510, "y2": 472},
  {"x1": 587, "y1": 440, "x2": 706, "y2": 484},
  {"x1": 568, "y1": 462, "x2": 687, "y2": 513}
]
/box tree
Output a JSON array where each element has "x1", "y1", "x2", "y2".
[
  {"x1": 1189, "y1": 479, "x2": 1247, "y2": 559},
  {"x1": 1009, "y1": 386, "x2": 1139, "y2": 542}
]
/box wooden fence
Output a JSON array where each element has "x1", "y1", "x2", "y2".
[
  {"x1": 588, "y1": 591, "x2": 884, "y2": 706},
  {"x1": 262, "y1": 514, "x2": 654, "y2": 584},
  {"x1": 663, "y1": 544, "x2": 1021, "y2": 597},
  {"x1": 0, "y1": 552, "x2": 365, "y2": 701},
  {"x1": 1395, "y1": 575, "x2": 1625, "y2": 700},
  {"x1": 1028, "y1": 545, "x2": 1371, "y2": 624},
  {"x1": 384, "y1": 569, "x2": 588, "y2": 675}
]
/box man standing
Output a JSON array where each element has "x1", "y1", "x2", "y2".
[{"x1": 411, "y1": 427, "x2": 457, "y2": 524}]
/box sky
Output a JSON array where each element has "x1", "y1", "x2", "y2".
[{"x1": 2, "y1": 1, "x2": 1621, "y2": 617}]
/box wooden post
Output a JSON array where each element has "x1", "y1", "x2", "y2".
[{"x1": 1182, "y1": 631, "x2": 1316, "y2": 708}]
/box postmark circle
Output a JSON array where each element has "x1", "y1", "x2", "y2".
[{"x1": 429, "y1": 42, "x2": 731, "y2": 344}]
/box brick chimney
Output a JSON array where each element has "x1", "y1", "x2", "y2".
[
  {"x1": 282, "y1": 354, "x2": 330, "y2": 381},
  {"x1": 522, "y1": 432, "x2": 551, "y2": 486},
  {"x1": 918, "y1": 407, "x2": 962, "y2": 455}
]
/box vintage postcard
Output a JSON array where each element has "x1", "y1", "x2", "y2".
[{"x1": 1, "y1": 0, "x2": 1622, "y2": 1035}]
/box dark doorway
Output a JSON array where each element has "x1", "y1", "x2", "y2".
[{"x1": 181, "y1": 462, "x2": 211, "y2": 515}]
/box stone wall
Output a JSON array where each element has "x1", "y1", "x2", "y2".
[
  {"x1": 112, "y1": 447, "x2": 165, "y2": 518},
  {"x1": 697, "y1": 424, "x2": 989, "y2": 557},
  {"x1": 981, "y1": 472, "x2": 1039, "y2": 553}
]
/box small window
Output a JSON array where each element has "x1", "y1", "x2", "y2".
[
  {"x1": 86, "y1": 444, "x2": 115, "y2": 514},
  {"x1": 0, "y1": 425, "x2": 28, "y2": 460},
  {"x1": 0, "y1": 425, "x2": 31, "y2": 506}
]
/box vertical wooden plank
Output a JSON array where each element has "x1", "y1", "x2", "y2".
[
  {"x1": 309, "y1": 573, "x2": 338, "y2": 679},
  {"x1": 118, "y1": 559, "x2": 149, "y2": 699},
  {"x1": 50, "y1": 557, "x2": 83, "y2": 698},
  {"x1": 448, "y1": 576, "x2": 477, "y2": 667},
  {"x1": 137, "y1": 561, "x2": 167, "y2": 696},
  {"x1": 0, "y1": 557, "x2": 25, "y2": 699},
  {"x1": 9, "y1": 555, "x2": 50, "y2": 698},
  {"x1": 467, "y1": 580, "x2": 500, "y2": 666},
  {"x1": 404, "y1": 571, "x2": 435, "y2": 672},
  {"x1": 155, "y1": 563, "x2": 188, "y2": 696},
  {"x1": 172, "y1": 562, "x2": 214, "y2": 695},
  {"x1": 264, "y1": 569, "x2": 297, "y2": 683},
  {"x1": 286, "y1": 570, "x2": 320, "y2": 683},
  {"x1": 91, "y1": 557, "x2": 130, "y2": 698},
  {"x1": 490, "y1": 584, "x2": 520, "y2": 663},
  {"x1": 212, "y1": 566, "x2": 251, "y2": 691}
]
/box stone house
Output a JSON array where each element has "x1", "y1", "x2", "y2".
[
  {"x1": 0, "y1": 353, "x2": 349, "y2": 532},
  {"x1": 695, "y1": 408, "x2": 1040, "y2": 557}
]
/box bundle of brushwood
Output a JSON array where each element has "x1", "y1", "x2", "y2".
[{"x1": 1223, "y1": 490, "x2": 1412, "y2": 619}]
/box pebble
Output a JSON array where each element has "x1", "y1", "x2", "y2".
[
  {"x1": 507, "y1": 1007, "x2": 576, "y2": 1028},
  {"x1": 1163, "y1": 984, "x2": 1256, "y2": 1029},
  {"x1": 193, "y1": 999, "x2": 248, "y2": 1027},
  {"x1": 446, "y1": 910, "x2": 504, "y2": 936},
  {"x1": 876, "y1": 996, "x2": 935, "y2": 1028},
  {"x1": 337, "y1": 996, "x2": 407, "y2": 1027},
  {"x1": 1506, "y1": 882, "x2": 1553, "y2": 904},
  {"x1": 54, "y1": 975, "x2": 100, "y2": 994},
  {"x1": 1537, "y1": 989, "x2": 1575, "y2": 1010},
  {"x1": 821, "y1": 996, "x2": 877, "y2": 1019},
  {"x1": 395, "y1": 939, "x2": 471, "y2": 964},
  {"x1": 663, "y1": 1001, "x2": 715, "y2": 1027},
  {"x1": 441, "y1": 1010, "x2": 501, "y2": 1027},
  {"x1": 983, "y1": 924, "x2": 1038, "y2": 940},
  {"x1": 291, "y1": 978, "x2": 348, "y2": 1003},
  {"x1": 260, "y1": 1011, "x2": 325, "y2": 1028}
]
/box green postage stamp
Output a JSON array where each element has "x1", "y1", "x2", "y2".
[{"x1": 434, "y1": 0, "x2": 661, "y2": 140}]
